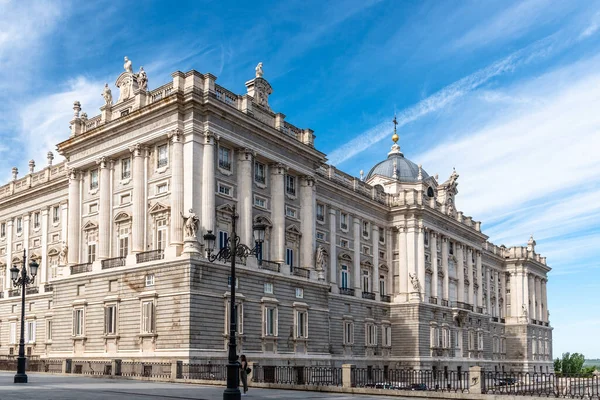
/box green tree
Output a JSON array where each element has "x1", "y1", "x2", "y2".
[{"x1": 554, "y1": 352, "x2": 586, "y2": 375}]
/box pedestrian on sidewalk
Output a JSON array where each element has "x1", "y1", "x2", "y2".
[{"x1": 240, "y1": 354, "x2": 250, "y2": 395}]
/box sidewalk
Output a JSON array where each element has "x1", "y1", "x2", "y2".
[{"x1": 0, "y1": 372, "x2": 411, "y2": 400}]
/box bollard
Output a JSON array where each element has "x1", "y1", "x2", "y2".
[
  {"x1": 469, "y1": 366, "x2": 483, "y2": 394},
  {"x1": 171, "y1": 360, "x2": 183, "y2": 380},
  {"x1": 112, "y1": 359, "x2": 122, "y2": 376},
  {"x1": 63, "y1": 359, "x2": 72, "y2": 374},
  {"x1": 342, "y1": 364, "x2": 355, "y2": 388},
  {"x1": 247, "y1": 361, "x2": 258, "y2": 385}
]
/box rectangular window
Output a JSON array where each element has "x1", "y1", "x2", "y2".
[
  {"x1": 340, "y1": 213, "x2": 348, "y2": 230},
  {"x1": 121, "y1": 158, "x2": 131, "y2": 179},
  {"x1": 442, "y1": 328, "x2": 449, "y2": 349},
  {"x1": 217, "y1": 183, "x2": 232, "y2": 197},
  {"x1": 109, "y1": 279, "x2": 118, "y2": 292},
  {"x1": 145, "y1": 274, "x2": 155, "y2": 287},
  {"x1": 0, "y1": 222, "x2": 5, "y2": 237},
  {"x1": 156, "y1": 183, "x2": 168, "y2": 194},
  {"x1": 254, "y1": 161, "x2": 266, "y2": 184},
  {"x1": 141, "y1": 301, "x2": 155, "y2": 333},
  {"x1": 366, "y1": 323, "x2": 377, "y2": 346},
  {"x1": 362, "y1": 246, "x2": 370, "y2": 255},
  {"x1": 295, "y1": 288, "x2": 304, "y2": 298},
  {"x1": 90, "y1": 169, "x2": 99, "y2": 190},
  {"x1": 157, "y1": 144, "x2": 168, "y2": 167},
  {"x1": 285, "y1": 175, "x2": 296, "y2": 196},
  {"x1": 285, "y1": 206, "x2": 297, "y2": 218},
  {"x1": 263, "y1": 282, "x2": 274, "y2": 294},
  {"x1": 379, "y1": 275, "x2": 386, "y2": 296},
  {"x1": 26, "y1": 320, "x2": 36, "y2": 343},
  {"x1": 295, "y1": 310, "x2": 308, "y2": 339},
  {"x1": 264, "y1": 306, "x2": 278, "y2": 336},
  {"x1": 73, "y1": 308, "x2": 85, "y2": 336},
  {"x1": 383, "y1": 326, "x2": 392, "y2": 347},
  {"x1": 46, "y1": 319, "x2": 53, "y2": 341},
  {"x1": 379, "y1": 227, "x2": 385, "y2": 244},
  {"x1": 88, "y1": 243, "x2": 96, "y2": 263},
  {"x1": 478, "y1": 331, "x2": 484, "y2": 350},
  {"x1": 77, "y1": 284, "x2": 85, "y2": 296},
  {"x1": 449, "y1": 242, "x2": 454, "y2": 255},
  {"x1": 89, "y1": 203, "x2": 98, "y2": 214},
  {"x1": 286, "y1": 248, "x2": 294, "y2": 267},
  {"x1": 340, "y1": 239, "x2": 349, "y2": 248},
  {"x1": 218, "y1": 147, "x2": 231, "y2": 171},
  {"x1": 316, "y1": 204, "x2": 325, "y2": 222},
  {"x1": 316, "y1": 231, "x2": 325, "y2": 241},
  {"x1": 119, "y1": 227, "x2": 129, "y2": 258},
  {"x1": 16, "y1": 217, "x2": 22, "y2": 233},
  {"x1": 424, "y1": 231, "x2": 430, "y2": 247},
  {"x1": 225, "y1": 302, "x2": 244, "y2": 334},
  {"x1": 363, "y1": 221, "x2": 370, "y2": 237},
  {"x1": 156, "y1": 220, "x2": 167, "y2": 250},
  {"x1": 53, "y1": 206, "x2": 60, "y2": 223},
  {"x1": 219, "y1": 231, "x2": 229, "y2": 250},
  {"x1": 33, "y1": 212, "x2": 40, "y2": 229},
  {"x1": 254, "y1": 196, "x2": 267, "y2": 209},
  {"x1": 362, "y1": 270, "x2": 370, "y2": 293},
  {"x1": 341, "y1": 265, "x2": 349, "y2": 289},
  {"x1": 105, "y1": 305, "x2": 117, "y2": 335},
  {"x1": 10, "y1": 322, "x2": 17, "y2": 344},
  {"x1": 344, "y1": 321, "x2": 354, "y2": 345}
]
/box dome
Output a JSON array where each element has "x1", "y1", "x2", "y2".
[{"x1": 366, "y1": 145, "x2": 429, "y2": 182}]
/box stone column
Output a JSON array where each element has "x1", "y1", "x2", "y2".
[
  {"x1": 500, "y1": 271, "x2": 507, "y2": 318},
  {"x1": 467, "y1": 247, "x2": 474, "y2": 305},
  {"x1": 270, "y1": 163, "x2": 286, "y2": 264},
  {"x1": 300, "y1": 176, "x2": 316, "y2": 270},
  {"x1": 387, "y1": 228, "x2": 394, "y2": 296},
  {"x1": 23, "y1": 213, "x2": 30, "y2": 264},
  {"x1": 372, "y1": 224, "x2": 380, "y2": 300},
  {"x1": 542, "y1": 279, "x2": 548, "y2": 322},
  {"x1": 486, "y1": 267, "x2": 492, "y2": 314},
  {"x1": 201, "y1": 131, "x2": 216, "y2": 235},
  {"x1": 329, "y1": 208, "x2": 338, "y2": 293},
  {"x1": 61, "y1": 201, "x2": 69, "y2": 250},
  {"x1": 431, "y1": 231, "x2": 438, "y2": 300},
  {"x1": 40, "y1": 207, "x2": 49, "y2": 284},
  {"x1": 397, "y1": 221, "x2": 408, "y2": 301},
  {"x1": 494, "y1": 270, "x2": 500, "y2": 318},
  {"x1": 441, "y1": 236, "x2": 449, "y2": 302},
  {"x1": 237, "y1": 149, "x2": 254, "y2": 247},
  {"x1": 183, "y1": 131, "x2": 203, "y2": 232},
  {"x1": 457, "y1": 243, "x2": 464, "y2": 303},
  {"x1": 510, "y1": 271, "x2": 518, "y2": 319},
  {"x1": 528, "y1": 273, "x2": 535, "y2": 319},
  {"x1": 476, "y1": 251, "x2": 483, "y2": 309},
  {"x1": 169, "y1": 129, "x2": 184, "y2": 255},
  {"x1": 417, "y1": 223, "x2": 425, "y2": 300},
  {"x1": 67, "y1": 170, "x2": 80, "y2": 265},
  {"x1": 406, "y1": 220, "x2": 417, "y2": 300},
  {"x1": 5, "y1": 219, "x2": 12, "y2": 291},
  {"x1": 522, "y1": 271, "x2": 529, "y2": 320},
  {"x1": 130, "y1": 145, "x2": 146, "y2": 255},
  {"x1": 536, "y1": 277, "x2": 542, "y2": 322},
  {"x1": 98, "y1": 158, "x2": 111, "y2": 260},
  {"x1": 353, "y1": 217, "x2": 361, "y2": 298}
]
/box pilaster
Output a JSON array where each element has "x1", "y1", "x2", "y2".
[
  {"x1": 201, "y1": 131, "x2": 216, "y2": 235},
  {"x1": 476, "y1": 251, "x2": 483, "y2": 309},
  {"x1": 535, "y1": 277, "x2": 542, "y2": 322},
  {"x1": 416, "y1": 222, "x2": 425, "y2": 300},
  {"x1": 40, "y1": 207, "x2": 49, "y2": 284},
  {"x1": 397, "y1": 221, "x2": 408, "y2": 302},
  {"x1": 237, "y1": 148, "x2": 254, "y2": 247},
  {"x1": 329, "y1": 208, "x2": 338, "y2": 293},
  {"x1": 168, "y1": 129, "x2": 184, "y2": 256},
  {"x1": 430, "y1": 231, "x2": 438, "y2": 299},
  {"x1": 528, "y1": 273, "x2": 535, "y2": 320},
  {"x1": 372, "y1": 224, "x2": 380, "y2": 300},
  {"x1": 456, "y1": 243, "x2": 464, "y2": 303},
  {"x1": 269, "y1": 163, "x2": 287, "y2": 264},
  {"x1": 5, "y1": 219, "x2": 13, "y2": 294},
  {"x1": 441, "y1": 236, "x2": 449, "y2": 301},
  {"x1": 353, "y1": 217, "x2": 361, "y2": 298},
  {"x1": 67, "y1": 170, "x2": 80, "y2": 265},
  {"x1": 299, "y1": 175, "x2": 316, "y2": 270},
  {"x1": 467, "y1": 247, "x2": 474, "y2": 305},
  {"x1": 183, "y1": 130, "x2": 203, "y2": 234},
  {"x1": 130, "y1": 145, "x2": 147, "y2": 255},
  {"x1": 97, "y1": 157, "x2": 112, "y2": 260}
]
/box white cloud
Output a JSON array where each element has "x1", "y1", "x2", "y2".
[{"x1": 580, "y1": 11, "x2": 600, "y2": 39}]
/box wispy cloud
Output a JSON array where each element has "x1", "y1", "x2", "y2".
[
  {"x1": 580, "y1": 11, "x2": 600, "y2": 39},
  {"x1": 328, "y1": 32, "x2": 563, "y2": 165}
]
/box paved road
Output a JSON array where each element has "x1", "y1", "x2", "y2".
[{"x1": 0, "y1": 373, "x2": 413, "y2": 400}]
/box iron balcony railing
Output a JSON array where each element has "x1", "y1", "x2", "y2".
[
  {"x1": 476, "y1": 307, "x2": 484, "y2": 314},
  {"x1": 429, "y1": 296, "x2": 438, "y2": 304},
  {"x1": 451, "y1": 301, "x2": 474, "y2": 311},
  {"x1": 44, "y1": 284, "x2": 54, "y2": 292},
  {"x1": 71, "y1": 263, "x2": 92, "y2": 275},
  {"x1": 26, "y1": 287, "x2": 39, "y2": 295},
  {"x1": 380, "y1": 294, "x2": 391, "y2": 303},
  {"x1": 8, "y1": 289, "x2": 19, "y2": 298},
  {"x1": 362, "y1": 292, "x2": 375, "y2": 300},
  {"x1": 441, "y1": 299, "x2": 449, "y2": 307},
  {"x1": 258, "y1": 260, "x2": 281, "y2": 273},
  {"x1": 101, "y1": 257, "x2": 126, "y2": 269},
  {"x1": 292, "y1": 267, "x2": 310, "y2": 278},
  {"x1": 136, "y1": 250, "x2": 164, "y2": 263},
  {"x1": 339, "y1": 287, "x2": 355, "y2": 296}
]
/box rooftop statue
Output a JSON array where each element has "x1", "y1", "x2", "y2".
[
  {"x1": 255, "y1": 62, "x2": 263, "y2": 78},
  {"x1": 124, "y1": 56, "x2": 133, "y2": 73},
  {"x1": 102, "y1": 83, "x2": 113, "y2": 106},
  {"x1": 138, "y1": 66, "x2": 148, "y2": 91}
]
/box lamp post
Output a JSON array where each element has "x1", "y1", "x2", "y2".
[
  {"x1": 203, "y1": 205, "x2": 265, "y2": 400},
  {"x1": 10, "y1": 249, "x2": 39, "y2": 384}
]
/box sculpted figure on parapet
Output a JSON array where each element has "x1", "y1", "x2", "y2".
[
  {"x1": 255, "y1": 62, "x2": 263, "y2": 78},
  {"x1": 182, "y1": 209, "x2": 199, "y2": 238},
  {"x1": 124, "y1": 56, "x2": 133, "y2": 73},
  {"x1": 59, "y1": 241, "x2": 68, "y2": 265},
  {"x1": 138, "y1": 67, "x2": 148, "y2": 91},
  {"x1": 409, "y1": 272, "x2": 421, "y2": 292},
  {"x1": 102, "y1": 84, "x2": 113, "y2": 106},
  {"x1": 315, "y1": 244, "x2": 327, "y2": 271}
]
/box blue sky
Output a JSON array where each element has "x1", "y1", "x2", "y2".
[{"x1": 1, "y1": 0, "x2": 599, "y2": 357}]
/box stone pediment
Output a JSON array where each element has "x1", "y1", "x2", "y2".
[
  {"x1": 254, "y1": 215, "x2": 272, "y2": 227},
  {"x1": 286, "y1": 224, "x2": 301, "y2": 236},
  {"x1": 149, "y1": 202, "x2": 170, "y2": 215},
  {"x1": 338, "y1": 252, "x2": 352, "y2": 262},
  {"x1": 360, "y1": 259, "x2": 373, "y2": 267},
  {"x1": 379, "y1": 263, "x2": 388, "y2": 271},
  {"x1": 82, "y1": 221, "x2": 98, "y2": 231},
  {"x1": 48, "y1": 247, "x2": 59, "y2": 256},
  {"x1": 114, "y1": 212, "x2": 131, "y2": 223},
  {"x1": 217, "y1": 203, "x2": 235, "y2": 215}
]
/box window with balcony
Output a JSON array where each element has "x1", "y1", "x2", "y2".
[
  {"x1": 219, "y1": 231, "x2": 229, "y2": 250},
  {"x1": 157, "y1": 144, "x2": 168, "y2": 168},
  {"x1": 379, "y1": 227, "x2": 385, "y2": 244},
  {"x1": 340, "y1": 213, "x2": 348, "y2": 230},
  {"x1": 286, "y1": 248, "x2": 294, "y2": 267},
  {"x1": 316, "y1": 204, "x2": 325, "y2": 222},
  {"x1": 218, "y1": 146, "x2": 232, "y2": 171},
  {"x1": 341, "y1": 264, "x2": 349, "y2": 289},
  {"x1": 285, "y1": 175, "x2": 296, "y2": 196},
  {"x1": 90, "y1": 169, "x2": 99, "y2": 190},
  {"x1": 424, "y1": 231, "x2": 430, "y2": 247},
  {"x1": 379, "y1": 275, "x2": 386, "y2": 296},
  {"x1": 254, "y1": 161, "x2": 266, "y2": 184},
  {"x1": 362, "y1": 269, "x2": 370, "y2": 293},
  {"x1": 362, "y1": 221, "x2": 370, "y2": 238}
]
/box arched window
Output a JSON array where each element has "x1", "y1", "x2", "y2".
[{"x1": 427, "y1": 187, "x2": 435, "y2": 197}]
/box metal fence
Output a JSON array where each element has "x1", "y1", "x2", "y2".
[
  {"x1": 252, "y1": 365, "x2": 342, "y2": 386},
  {"x1": 483, "y1": 372, "x2": 600, "y2": 398},
  {"x1": 351, "y1": 368, "x2": 470, "y2": 393},
  {"x1": 181, "y1": 363, "x2": 227, "y2": 380},
  {"x1": 72, "y1": 360, "x2": 112, "y2": 375},
  {"x1": 120, "y1": 361, "x2": 171, "y2": 378}
]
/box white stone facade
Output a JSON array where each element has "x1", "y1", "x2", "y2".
[{"x1": 0, "y1": 60, "x2": 552, "y2": 373}]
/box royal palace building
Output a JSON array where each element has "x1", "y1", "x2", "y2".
[{"x1": 0, "y1": 59, "x2": 552, "y2": 373}]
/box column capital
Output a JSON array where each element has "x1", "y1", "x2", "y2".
[
  {"x1": 129, "y1": 143, "x2": 148, "y2": 157},
  {"x1": 41, "y1": 207, "x2": 49, "y2": 215},
  {"x1": 269, "y1": 163, "x2": 288, "y2": 175},
  {"x1": 68, "y1": 168, "x2": 80, "y2": 181},
  {"x1": 430, "y1": 230, "x2": 438, "y2": 238},
  {"x1": 328, "y1": 207, "x2": 337, "y2": 215},
  {"x1": 168, "y1": 128, "x2": 183, "y2": 143},
  {"x1": 300, "y1": 175, "x2": 316, "y2": 187},
  {"x1": 203, "y1": 130, "x2": 217, "y2": 145},
  {"x1": 23, "y1": 213, "x2": 31, "y2": 221},
  {"x1": 237, "y1": 147, "x2": 255, "y2": 161},
  {"x1": 467, "y1": 247, "x2": 473, "y2": 254},
  {"x1": 6, "y1": 218, "x2": 14, "y2": 226},
  {"x1": 96, "y1": 156, "x2": 111, "y2": 169},
  {"x1": 441, "y1": 236, "x2": 448, "y2": 243},
  {"x1": 395, "y1": 225, "x2": 406, "y2": 233}
]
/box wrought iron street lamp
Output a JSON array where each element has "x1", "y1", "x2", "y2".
[
  {"x1": 10, "y1": 249, "x2": 38, "y2": 384},
  {"x1": 203, "y1": 205, "x2": 265, "y2": 400}
]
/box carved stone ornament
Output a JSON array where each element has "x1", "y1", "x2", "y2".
[
  {"x1": 182, "y1": 209, "x2": 199, "y2": 239},
  {"x1": 409, "y1": 273, "x2": 421, "y2": 292},
  {"x1": 315, "y1": 244, "x2": 327, "y2": 271},
  {"x1": 115, "y1": 57, "x2": 139, "y2": 104},
  {"x1": 254, "y1": 78, "x2": 272, "y2": 110},
  {"x1": 102, "y1": 83, "x2": 113, "y2": 106}
]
